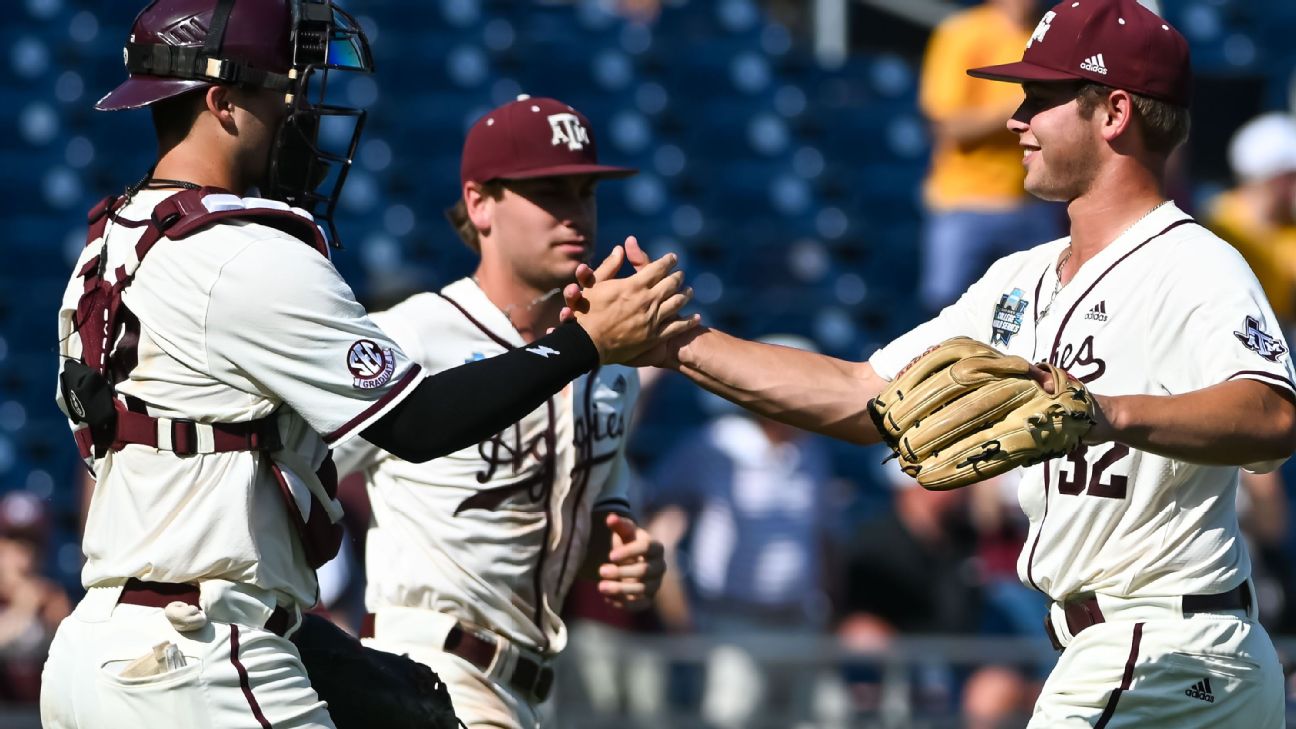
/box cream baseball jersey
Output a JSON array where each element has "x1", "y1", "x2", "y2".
[
  {"x1": 872, "y1": 203, "x2": 1296, "y2": 600},
  {"x1": 56, "y1": 189, "x2": 423, "y2": 607},
  {"x1": 332, "y1": 278, "x2": 639, "y2": 656}
]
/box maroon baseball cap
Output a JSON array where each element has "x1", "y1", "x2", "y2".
[
  {"x1": 967, "y1": 0, "x2": 1191, "y2": 107},
  {"x1": 460, "y1": 95, "x2": 637, "y2": 185}
]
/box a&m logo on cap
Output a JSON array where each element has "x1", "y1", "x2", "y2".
[
  {"x1": 548, "y1": 113, "x2": 590, "y2": 151},
  {"x1": 1028, "y1": 10, "x2": 1057, "y2": 48}
]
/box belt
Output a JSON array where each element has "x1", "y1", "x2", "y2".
[
  {"x1": 1045, "y1": 582, "x2": 1252, "y2": 651},
  {"x1": 118, "y1": 578, "x2": 292, "y2": 637},
  {"x1": 361, "y1": 613, "x2": 554, "y2": 702}
]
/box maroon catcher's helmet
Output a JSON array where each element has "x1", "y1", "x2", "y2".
[
  {"x1": 97, "y1": 0, "x2": 375, "y2": 246},
  {"x1": 96, "y1": 0, "x2": 296, "y2": 111}
]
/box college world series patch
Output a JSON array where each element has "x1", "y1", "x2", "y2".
[
  {"x1": 347, "y1": 339, "x2": 396, "y2": 389},
  {"x1": 991, "y1": 288, "x2": 1029, "y2": 346}
]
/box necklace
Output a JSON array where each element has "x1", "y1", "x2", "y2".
[
  {"x1": 1035, "y1": 200, "x2": 1170, "y2": 323},
  {"x1": 471, "y1": 275, "x2": 560, "y2": 327}
]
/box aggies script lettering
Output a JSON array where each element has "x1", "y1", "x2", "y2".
[{"x1": 454, "y1": 404, "x2": 622, "y2": 514}]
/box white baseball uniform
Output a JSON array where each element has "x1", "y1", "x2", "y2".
[
  {"x1": 333, "y1": 277, "x2": 640, "y2": 729},
  {"x1": 43, "y1": 188, "x2": 424, "y2": 729},
  {"x1": 872, "y1": 203, "x2": 1291, "y2": 728}
]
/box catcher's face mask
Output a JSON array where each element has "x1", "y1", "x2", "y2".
[{"x1": 266, "y1": 0, "x2": 373, "y2": 247}]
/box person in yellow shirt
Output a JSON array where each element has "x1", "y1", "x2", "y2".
[
  {"x1": 918, "y1": 0, "x2": 1062, "y2": 312},
  {"x1": 1207, "y1": 112, "x2": 1296, "y2": 328}
]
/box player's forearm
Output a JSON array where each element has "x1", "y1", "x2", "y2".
[
  {"x1": 361, "y1": 321, "x2": 596, "y2": 462},
  {"x1": 1098, "y1": 380, "x2": 1296, "y2": 465},
  {"x1": 673, "y1": 328, "x2": 883, "y2": 445}
]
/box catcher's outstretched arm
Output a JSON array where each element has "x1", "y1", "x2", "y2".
[{"x1": 672, "y1": 327, "x2": 886, "y2": 445}]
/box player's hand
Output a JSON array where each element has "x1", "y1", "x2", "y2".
[
  {"x1": 564, "y1": 237, "x2": 701, "y2": 367},
  {"x1": 597, "y1": 513, "x2": 666, "y2": 610},
  {"x1": 1029, "y1": 363, "x2": 1115, "y2": 444}
]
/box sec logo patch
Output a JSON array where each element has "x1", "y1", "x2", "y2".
[{"x1": 347, "y1": 339, "x2": 396, "y2": 389}]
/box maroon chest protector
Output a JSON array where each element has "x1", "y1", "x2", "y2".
[{"x1": 62, "y1": 187, "x2": 342, "y2": 568}]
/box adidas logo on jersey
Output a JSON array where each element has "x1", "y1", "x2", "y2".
[
  {"x1": 1080, "y1": 53, "x2": 1109, "y2": 75},
  {"x1": 1184, "y1": 678, "x2": 1215, "y2": 703},
  {"x1": 1084, "y1": 301, "x2": 1109, "y2": 322}
]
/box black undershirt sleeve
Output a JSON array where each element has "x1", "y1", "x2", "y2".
[{"x1": 359, "y1": 320, "x2": 598, "y2": 463}]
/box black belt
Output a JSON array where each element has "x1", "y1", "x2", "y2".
[
  {"x1": 119, "y1": 578, "x2": 293, "y2": 637},
  {"x1": 361, "y1": 613, "x2": 554, "y2": 702},
  {"x1": 1045, "y1": 582, "x2": 1251, "y2": 651}
]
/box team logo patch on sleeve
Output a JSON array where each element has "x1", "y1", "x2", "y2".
[
  {"x1": 1234, "y1": 316, "x2": 1287, "y2": 362},
  {"x1": 347, "y1": 339, "x2": 397, "y2": 389},
  {"x1": 991, "y1": 288, "x2": 1029, "y2": 346}
]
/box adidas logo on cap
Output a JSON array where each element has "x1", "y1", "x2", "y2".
[
  {"x1": 1184, "y1": 678, "x2": 1215, "y2": 703},
  {"x1": 1080, "y1": 53, "x2": 1109, "y2": 75}
]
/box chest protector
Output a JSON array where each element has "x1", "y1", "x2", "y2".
[{"x1": 62, "y1": 187, "x2": 343, "y2": 568}]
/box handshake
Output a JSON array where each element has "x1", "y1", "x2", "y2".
[{"x1": 559, "y1": 236, "x2": 702, "y2": 367}]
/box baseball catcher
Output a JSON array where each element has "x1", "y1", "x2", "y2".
[{"x1": 868, "y1": 337, "x2": 1095, "y2": 490}]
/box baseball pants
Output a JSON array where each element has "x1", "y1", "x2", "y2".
[
  {"x1": 363, "y1": 607, "x2": 543, "y2": 729},
  {"x1": 41, "y1": 583, "x2": 333, "y2": 729},
  {"x1": 1030, "y1": 608, "x2": 1284, "y2": 727}
]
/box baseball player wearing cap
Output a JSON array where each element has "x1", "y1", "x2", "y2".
[
  {"x1": 43, "y1": 2, "x2": 690, "y2": 728},
  {"x1": 566, "y1": 1, "x2": 1292, "y2": 726},
  {"x1": 332, "y1": 96, "x2": 667, "y2": 729}
]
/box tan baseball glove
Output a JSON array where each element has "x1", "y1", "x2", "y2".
[{"x1": 868, "y1": 337, "x2": 1096, "y2": 490}]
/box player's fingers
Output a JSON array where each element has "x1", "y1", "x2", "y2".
[
  {"x1": 1028, "y1": 363, "x2": 1055, "y2": 394},
  {"x1": 629, "y1": 252, "x2": 678, "y2": 287},
  {"x1": 605, "y1": 513, "x2": 639, "y2": 543},
  {"x1": 599, "y1": 561, "x2": 649, "y2": 580},
  {"x1": 658, "y1": 314, "x2": 702, "y2": 339},
  {"x1": 574, "y1": 263, "x2": 597, "y2": 288},
  {"x1": 609, "y1": 539, "x2": 650, "y2": 564},
  {"x1": 624, "y1": 236, "x2": 652, "y2": 271},
  {"x1": 598, "y1": 580, "x2": 647, "y2": 598},
  {"x1": 562, "y1": 284, "x2": 588, "y2": 315},
  {"x1": 591, "y1": 245, "x2": 625, "y2": 281},
  {"x1": 648, "y1": 271, "x2": 686, "y2": 302},
  {"x1": 655, "y1": 288, "x2": 694, "y2": 322}
]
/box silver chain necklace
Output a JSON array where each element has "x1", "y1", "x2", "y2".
[
  {"x1": 1035, "y1": 200, "x2": 1169, "y2": 322},
  {"x1": 471, "y1": 275, "x2": 560, "y2": 325}
]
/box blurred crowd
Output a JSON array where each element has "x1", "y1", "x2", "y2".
[{"x1": 7, "y1": 0, "x2": 1296, "y2": 727}]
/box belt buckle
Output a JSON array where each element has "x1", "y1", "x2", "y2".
[{"x1": 171, "y1": 419, "x2": 198, "y2": 456}]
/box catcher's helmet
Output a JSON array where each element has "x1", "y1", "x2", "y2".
[{"x1": 97, "y1": 0, "x2": 375, "y2": 246}]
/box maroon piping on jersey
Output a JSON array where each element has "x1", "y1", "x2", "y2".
[
  {"x1": 436, "y1": 290, "x2": 559, "y2": 653},
  {"x1": 229, "y1": 625, "x2": 274, "y2": 729},
  {"x1": 1094, "y1": 622, "x2": 1144, "y2": 728},
  {"x1": 1227, "y1": 370, "x2": 1296, "y2": 393},
  {"x1": 323, "y1": 364, "x2": 424, "y2": 444},
  {"x1": 1026, "y1": 218, "x2": 1195, "y2": 592}
]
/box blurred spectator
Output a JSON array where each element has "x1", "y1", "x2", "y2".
[
  {"x1": 645, "y1": 336, "x2": 841, "y2": 728},
  {"x1": 1206, "y1": 112, "x2": 1296, "y2": 328},
  {"x1": 0, "y1": 492, "x2": 70, "y2": 703},
  {"x1": 918, "y1": 0, "x2": 1061, "y2": 312},
  {"x1": 1238, "y1": 470, "x2": 1296, "y2": 634},
  {"x1": 838, "y1": 466, "x2": 1032, "y2": 727}
]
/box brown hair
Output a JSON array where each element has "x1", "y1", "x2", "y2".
[
  {"x1": 444, "y1": 180, "x2": 505, "y2": 254},
  {"x1": 1076, "y1": 83, "x2": 1191, "y2": 159}
]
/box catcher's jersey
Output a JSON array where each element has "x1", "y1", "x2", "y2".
[
  {"x1": 332, "y1": 278, "x2": 639, "y2": 655},
  {"x1": 56, "y1": 189, "x2": 423, "y2": 607},
  {"x1": 872, "y1": 203, "x2": 1296, "y2": 601}
]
